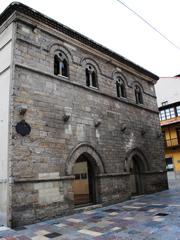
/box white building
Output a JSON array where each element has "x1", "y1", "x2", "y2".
[{"x1": 155, "y1": 76, "x2": 180, "y2": 107}]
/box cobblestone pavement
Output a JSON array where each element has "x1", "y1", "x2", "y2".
[{"x1": 1, "y1": 184, "x2": 180, "y2": 240}]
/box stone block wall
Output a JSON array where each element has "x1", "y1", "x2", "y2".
[
  {"x1": 11, "y1": 178, "x2": 74, "y2": 227},
  {"x1": 98, "y1": 174, "x2": 130, "y2": 204},
  {"x1": 11, "y1": 66, "x2": 164, "y2": 175},
  {"x1": 142, "y1": 172, "x2": 169, "y2": 194},
  {"x1": 4, "y1": 13, "x2": 168, "y2": 226}
]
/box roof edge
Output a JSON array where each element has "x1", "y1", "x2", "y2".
[
  {"x1": 159, "y1": 101, "x2": 180, "y2": 110},
  {"x1": 0, "y1": 2, "x2": 159, "y2": 81}
]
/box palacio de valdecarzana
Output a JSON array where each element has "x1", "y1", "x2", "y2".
[{"x1": 0, "y1": 2, "x2": 168, "y2": 227}]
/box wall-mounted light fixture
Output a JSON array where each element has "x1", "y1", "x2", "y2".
[
  {"x1": 94, "y1": 119, "x2": 101, "y2": 128},
  {"x1": 16, "y1": 104, "x2": 27, "y2": 115},
  {"x1": 121, "y1": 123, "x2": 127, "y2": 132},
  {"x1": 63, "y1": 113, "x2": 71, "y2": 122},
  {"x1": 141, "y1": 129, "x2": 146, "y2": 136},
  {"x1": 63, "y1": 107, "x2": 72, "y2": 123}
]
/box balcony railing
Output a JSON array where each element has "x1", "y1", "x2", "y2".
[{"x1": 165, "y1": 138, "x2": 180, "y2": 148}]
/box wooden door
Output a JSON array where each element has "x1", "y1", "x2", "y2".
[{"x1": 72, "y1": 160, "x2": 90, "y2": 205}]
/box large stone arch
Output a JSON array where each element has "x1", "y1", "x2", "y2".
[
  {"x1": 65, "y1": 143, "x2": 105, "y2": 175},
  {"x1": 124, "y1": 148, "x2": 149, "y2": 173}
]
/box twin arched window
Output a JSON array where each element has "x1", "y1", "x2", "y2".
[
  {"x1": 53, "y1": 53, "x2": 144, "y2": 105},
  {"x1": 54, "y1": 55, "x2": 98, "y2": 89},
  {"x1": 85, "y1": 64, "x2": 98, "y2": 88},
  {"x1": 116, "y1": 77, "x2": 127, "y2": 98},
  {"x1": 54, "y1": 52, "x2": 68, "y2": 77},
  {"x1": 135, "y1": 85, "x2": 143, "y2": 104},
  {"x1": 115, "y1": 76, "x2": 144, "y2": 104}
]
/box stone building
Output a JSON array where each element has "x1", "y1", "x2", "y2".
[{"x1": 0, "y1": 2, "x2": 168, "y2": 227}]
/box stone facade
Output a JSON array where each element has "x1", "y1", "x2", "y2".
[{"x1": 0, "y1": 2, "x2": 168, "y2": 227}]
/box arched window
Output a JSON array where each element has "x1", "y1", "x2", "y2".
[
  {"x1": 116, "y1": 77, "x2": 126, "y2": 98},
  {"x1": 135, "y1": 85, "x2": 143, "y2": 104},
  {"x1": 54, "y1": 52, "x2": 68, "y2": 77},
  {"x1": 85, "y1": 64, "x2": 98, "y2": 88}
]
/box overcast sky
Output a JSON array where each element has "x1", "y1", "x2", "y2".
[{"x1": 0, "y1": 0, "x2": 180, "y2": 77}]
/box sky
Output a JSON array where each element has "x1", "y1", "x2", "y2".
[{"x1": 0, "y1": 0, "x2": 180, "y2": 77}]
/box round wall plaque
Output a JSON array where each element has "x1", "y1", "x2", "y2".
[{"x1": 15, "y1": 120, "x2": 31, "y2": 136}]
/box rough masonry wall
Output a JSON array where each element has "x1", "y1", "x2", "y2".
[
  {"x1": 9, "y1": 19, "x2": 167, "y2": 226},
  {"x1": 12, "y1": 66, "x2": 165, "y2": 173}
]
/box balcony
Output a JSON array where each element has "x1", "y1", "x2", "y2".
[{"x1": 165, "y1": 138, "x2": 180, "y2": 148}]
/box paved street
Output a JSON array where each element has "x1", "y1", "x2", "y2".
[{"x1": 1, "y1": 183, "x2": 180, "y2": 240}]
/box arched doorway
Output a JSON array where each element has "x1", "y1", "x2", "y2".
[
  {"x1": 72, "y1": 153, "x2": 97, "y2": 206},
  {"x1": 125, "y1": 148, "x2": 149, "y2": 196},
  {"x1": 130, "y1": 155, "x2": 143, "y2": 195},
  {"x1": 65, "y1": 143, "x2": 105, "y2": 206}
]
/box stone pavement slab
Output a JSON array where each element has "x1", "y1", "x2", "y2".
[{"x1": 1, "y1": 187, "x2": 180, "y2": 240}]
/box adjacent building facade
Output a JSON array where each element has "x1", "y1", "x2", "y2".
[
  {"x1": 155, "y1": 76, "x2": 180, "y2": 106},
  {"x1": 159, "y1": 101, "x2": 180, "y2": 174},
  {"x1": 0, "y1": 2, "x2": 168, "y2": 227}
]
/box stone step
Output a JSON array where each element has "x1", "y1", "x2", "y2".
[{"x1": 74, "y1": 203, "x2": 103, "y2": 214}]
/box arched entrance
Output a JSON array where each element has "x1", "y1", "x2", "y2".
[
  {"x1": 72, "y1": 153, "x2": 97, "y2": 205},
  {"x1": 130, "y1": 155, "x2": 143, "y2": 195},
  {"x1": 125, "y1": 148, "x2": 149, "y2": 196},
  {"x1": 65, "y1": 143, "x2": 105, "y2": 206}
]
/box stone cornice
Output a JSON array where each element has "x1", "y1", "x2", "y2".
[
  {"x1": 12, "y1": 170, "x2": 167, "y2": 183},
  {"x1": 14, "y1": 175, "x2": 75, "y2": 184}
]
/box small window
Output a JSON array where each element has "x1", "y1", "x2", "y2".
[
  {"x1": 165, "y1": 109, "x2": 171, "y2": 119},
  {"x1": 159, "y1": 113, "x2": 161, "y2": 121},
  {"x1": 75, "y1": 174, "x2": 80, "y2": 180},
  {"x1": 116, "y1": 77, "x2": 126, "y2": 98},
  {"x1": 54, "y1": 52, "x2": 68, "y2": 77},
  {"x1": 159, "y1": 107, "x2": 176, "y2": 121},
  {"x1": 159, "y1": 110, "x2": 166, "y2": 121},
  {"x1": 170, "y1": 108, "x2": 175, "y2": 118},
  {"x1": 176, "y1": 106, "x2": 180, "y2": 116},
  {"x1": 135, "y1": 85, "x2": 143, "y2": 104},
  {"x1": 165, "y1": 157, "x2": 173, "y2": 171},
  {"x1": 85, "y1": 64, "x2": 98, "y2": 88}
]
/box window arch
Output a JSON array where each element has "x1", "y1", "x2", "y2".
[
  {"x1": 85, "y1": 64, "x2": 98, "y2": 88},
  {"x1": 54, "y1": 52, "x2": 68, "y2": 77},
  {"x1": 135, "y1": 85, "x2": 143, "y2": 104},
  {"x1": 116, "y1": 77, "x2": 127, "y2": 98}
]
